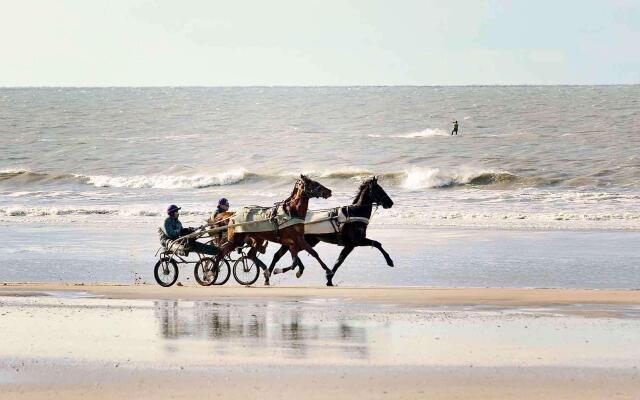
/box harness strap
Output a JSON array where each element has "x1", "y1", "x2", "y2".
[
  {"x1": 272, "y1": 204, "x2": 281, "y2": 242},
  {"x1": 344, "y1": 217, "x2": 370, "y2": 224}
]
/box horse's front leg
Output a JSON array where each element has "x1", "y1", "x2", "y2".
[
  {"x1": 270, "y1": 244, "x2": 294, "y2": 275},
  {"x1": 263, "y1": 243, "x2": 289, "y2": 285},
  {"x1": 358, "y1": 238, "x2": 394, "y2": 267},
  {"x1": 297, "y1": 238, "x2": 331, "y2": 280},
  {"x1": 277, "y1": 236, "x2": 318, "y2": 277},
  {"x1": 286, "y1": 245, "x2": 303, "y2": 280},
  {"x1": 326, "y1": 246, "x2": 354, "y2": 287}
]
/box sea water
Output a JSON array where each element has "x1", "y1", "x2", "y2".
[{"x1": 1, "y1": 87, "x2": 638, "y2": 286}]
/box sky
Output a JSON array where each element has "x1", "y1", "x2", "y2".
[{"x1": 1, "y1": 0, "x2": 639, "y2": 86}]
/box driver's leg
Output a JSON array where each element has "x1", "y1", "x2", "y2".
[{"x1": 190, "y1": 241, "x2": 219, "y2": 256}]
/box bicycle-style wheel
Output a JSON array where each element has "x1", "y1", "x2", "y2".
[
  {"x1": 213, "y1": 258, "x2": 231, "y2": 285},
  {"x1": 154, "y1": 258, "x2": 179, "y2": 287},
  {"x1": 194, "y1": 257, "x2": 219, "y2": 286},
  {"x1": 233, "y1": 256, "x2": 260, "y2": 286}
]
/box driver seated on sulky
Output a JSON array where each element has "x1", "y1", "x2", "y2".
[
  {"x1": 163, "y1": 204, "x2": 218, "y2": 256},
  {"x1": 213, "y1": 197, "x2": 230, "y2": 218},
  {"x1": 210, "y1": 198, "x2": 232, "y2": 246}
]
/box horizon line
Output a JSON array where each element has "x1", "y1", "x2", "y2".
[{"x1": 1, "y1": 83, "x2": 639, "y2": 89}]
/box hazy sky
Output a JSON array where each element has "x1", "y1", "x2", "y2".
[{"x1": 1, "y1": 0, "x2": 638, "y2": 86}]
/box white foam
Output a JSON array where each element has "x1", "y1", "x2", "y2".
[
  {"x1": 0, "y1": 168, "x2": 30, "y2": 174},
  {"x1": 163, "y1": 134, "x2": 205, "y2": 140},
  {"x1": 0, "y1": 206, "x2": 210, "y2": 218},
  {"x1": 6, "y1": 191, "x2": 37, "y2": 197},
  {"x1": 81, "y1": 169, "x2": 247, "y2": 189},
  {"x1": 393, "y1": 128, "x2": 449, "y2": 139},
  {"x1": 2, "y1": 204, "x2": 639, "y2": 230},
  {"x1": 401, "y1": 166, "x2": 500, "y2": 190},
  {"x1": 371, "y1": 208, "x2": 640, "y2": 230},
  {"x1": 280, "y1": 168, "x2": 375, "y2": 180}
]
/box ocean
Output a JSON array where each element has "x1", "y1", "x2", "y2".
[{"x1": 1, "y1": 86, "x2": 639, "y2": 286}]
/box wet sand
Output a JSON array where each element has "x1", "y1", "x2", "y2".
[
  {"x1": 2, "y1": 283, "x2": 640, "y2": 306},
  {"x1": 1, "y1": 286, "x2": 640, "y2": 399},
  {"x1": 3, "y1": 365, "x2": 639, "y2": 400}
]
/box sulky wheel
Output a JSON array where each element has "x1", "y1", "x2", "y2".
[
  {"x1": 233, "y1": 256, "x2": 260, "y2": 286},
  {"x1": 154, "y1": 257, "x2": 179, "y2": 287},
  {"x1": 213, "y1": 258, "x2": 231, "y2": 285},
  {"x1": 194, "y1": 258, "x2": 219, "y2": 286}
]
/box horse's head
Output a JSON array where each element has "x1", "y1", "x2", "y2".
[
  {"x1": 357, "y1": 176, "x2": 394, "y2": 209},
  {"x1": 299, "y1": 174, "x2": 332, "y2": 199}
]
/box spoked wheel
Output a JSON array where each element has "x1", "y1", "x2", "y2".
[
  {"x1": 194, "y1": 258, "x2": 219, "y2": 286},
  {"x1": 233, "y1": 256, "x2": 260, "y2": 286},
  {"x1": 154, "y1": 257, "x2": 179, "y2": 287},
  {"x1": 213, "y1": 258, "x2": 231, "y2": 285}
]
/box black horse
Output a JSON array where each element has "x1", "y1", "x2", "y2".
[{"x1": 268, "y1": 176, "x2": 394, "y2": 286}]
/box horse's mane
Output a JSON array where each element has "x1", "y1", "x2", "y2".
[
  {"x1": 283, "y1": 179, "x2": 302, "y2": 204},
  {"x1": 352, "y1": 177, "x2": 375, "y2": 204}
]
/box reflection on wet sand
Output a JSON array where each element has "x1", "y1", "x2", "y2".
[{"x1": 153, "y1": 300, "x2": 370, "y2": 360}]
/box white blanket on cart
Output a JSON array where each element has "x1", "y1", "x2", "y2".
[
  {"x1": 232, "y1": 206, "x2": 304, "y2": 233},
  {"x1": 304, "y1": 208, "x2": 371, "y2": 235},
  {"x1": 303, "y1": 209, "x2": 339, "y2": 234}
]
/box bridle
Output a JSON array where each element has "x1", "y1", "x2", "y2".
[
  {"x1": 297, "y1": 178, "x2": 326, "y2": 199},
  {"x1": 357, "y1": 179, "x2": 389, "y2": 209}
]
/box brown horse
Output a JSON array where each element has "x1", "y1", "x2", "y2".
[{"x1": 212, "y1": 175, "x2": 332, "y2": 285}]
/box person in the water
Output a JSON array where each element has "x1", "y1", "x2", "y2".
[{"x1": 451, "y1": 120, "x2": 459, "y2": 135}]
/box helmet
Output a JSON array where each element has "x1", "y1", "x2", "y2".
[
  {"x1": 166, "y1": 204, "x2": 181, "y2": 215},
  {"x1": 218, "y1": 198, "x2": 229, "y2": 206}
]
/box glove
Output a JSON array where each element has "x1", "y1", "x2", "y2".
[{"x1": 179, "y1": 228, "x2": 191, "y2": 236}]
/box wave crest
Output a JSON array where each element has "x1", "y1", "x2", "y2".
[
  {"x1": 400, "y1": 167, "x2": 518, "y2": 189},
  {"x1": 0, "y1": 166, "x2": 577, "y2": 191},
  {"x1": 80, "y1": 169, "x2": 249, "y2": 189},
  {"x1": 0, "y1": 169, "x2": 51, "y2": 181}
]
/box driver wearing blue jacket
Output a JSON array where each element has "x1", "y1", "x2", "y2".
[{"x1": 163, "y1": 204, "x2": 218, "y2": 255}]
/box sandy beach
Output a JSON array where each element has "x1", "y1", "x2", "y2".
[
  {"x1": 2, "y1": 285, "x2": 640, "y2": 399},
  {"x1": 2, "y1": 283, "x2": 640, "y2": 305}
]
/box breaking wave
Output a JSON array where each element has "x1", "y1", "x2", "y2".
[
  {"x1": 0, "y1": 168, "x2": 253, "y2": 189},
  {"x1": 0, "y1": 168, "x2": 54, "y2": 182},
  {"x1": 399, "y1": 167, "x2": 519, "y2": 190},
  {"x1": 81, "y1": 169, "x2": 250, "y2": 189},
  {"x1": 0, "y1": 166, "x2": 578, "y2": 191}
]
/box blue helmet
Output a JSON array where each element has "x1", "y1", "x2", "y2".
[
  {"x1": 218, "y1": 198, "x2": 229, "y2": 206},
  {"x1": 166, "y1": 204, "x2": 181, "y2": 215}
]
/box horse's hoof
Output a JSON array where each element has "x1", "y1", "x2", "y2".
[
  {"x1": 273, "y1": 268, "x2": 283, "y2": 275},
  {"x1": 326, "y1": 281, "x2": 334, "y2": 287},
  {"x1": 387, "y1": 260, "x2": 394, "y2": 267},
  {"x1": 295, "y1": 270, "x2": 303, "y2": 278},
  {"x1": 264, "y1": 281, "x2": 270, "y2": 286}
]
